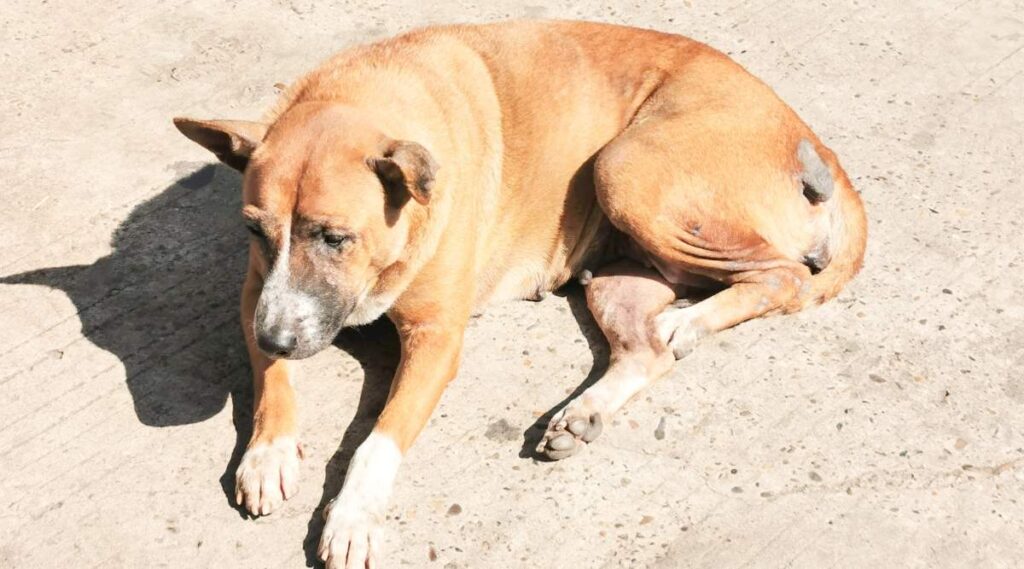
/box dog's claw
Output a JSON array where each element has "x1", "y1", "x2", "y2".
[
  {"x1": 319, "y1": 497, "x2": 382, "y2": 569},
  {"x1": 581, "y1": 414, "x2": 603, "y2": 442},
  {"x1": 235, "y1": 437, "x2": 302, "y2": 516}
]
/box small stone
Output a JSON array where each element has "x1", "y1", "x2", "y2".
[
  {"x1": 654, "y1": 417, "x2": 667, "y2": 440},
  {"x1": 447, "y1": 504, "x2": 462, "y2": 516},
  {"x1": 809, "y1": 471, "x2": 822, "y2": 482}
]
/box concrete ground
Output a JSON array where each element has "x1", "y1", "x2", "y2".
[{"x1": 2, "y1": 0, "x2": 1023, "y2": 567}]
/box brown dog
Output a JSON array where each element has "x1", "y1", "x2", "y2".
[{"x1": 174, "y1": 20, "x2": 866, "y2": 568}]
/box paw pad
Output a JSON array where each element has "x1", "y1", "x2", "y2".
[{"x1": 538, "y1": 411, "x2": 603, "y2": 460}]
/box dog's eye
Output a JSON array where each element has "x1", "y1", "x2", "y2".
[{"x1": 323, "y1": 232, "x2": 353, "y2": 249}]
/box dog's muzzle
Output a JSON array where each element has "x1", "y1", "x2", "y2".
[
  {"x1": 253, "y1": 285, "x2": 352, "y2": 360},
  {"x1": 256, "y1": 325, "x2": 299, "y2": 358}
]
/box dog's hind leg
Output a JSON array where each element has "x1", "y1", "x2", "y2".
[
  {"x1": 590, "y1": 68, "x2": 823, "y2": 356},
  {"x1": 655, "y1": 265, "x2": 810, "y2": 360},
  {"x1": 538, "y1": 260, "x2": 678, "y2": 460}
]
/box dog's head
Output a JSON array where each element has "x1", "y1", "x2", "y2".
[{"x1": 173, "y1": 104, "x2": 438, "y2": 359}]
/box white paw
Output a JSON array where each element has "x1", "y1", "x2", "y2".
[
  {"x1": 317, "y1": 432, "x2": 402, "y2": 568},
  {"x1": 655, "y1": 308, "x2": 702, "y2": 359},
  {"x1": 235, "y1": 436, "x2": 303, "y2": 516},
  {"x1": 318, "y1": 499, "x2": 383, "y2": 569}
]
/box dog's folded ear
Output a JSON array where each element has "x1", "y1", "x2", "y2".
[
  {"x1": 368, "y1": 140, "x2": 439, "y2": 207},
  {"x1": 172, "y1": 117, "x2": 268, "y2": 172}
]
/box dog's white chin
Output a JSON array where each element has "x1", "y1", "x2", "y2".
[{"x1": 343, "y1": 291, "x2": 396, "y2": 327}]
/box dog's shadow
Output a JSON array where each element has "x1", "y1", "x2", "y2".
[
  {"x1": 0, "y1": 163, "x2": 398, "y2": 520},
  {"x1": 2, "y1": 163, "x2": 251, "y2": 428},
  {"x1": 1, "y1": 163, "x2": 257, "y2": 511},
  {"x1": 0, "y1": 162, "x2": 609, "y2": 565}
]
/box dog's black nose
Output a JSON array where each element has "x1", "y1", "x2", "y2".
[{"x1": 257, "y1": 328, "x2": 298, "y2": 358}]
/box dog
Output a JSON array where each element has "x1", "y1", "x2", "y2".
[{"x1": 174, "y1": 19, "x2": 866, "y2": 569}]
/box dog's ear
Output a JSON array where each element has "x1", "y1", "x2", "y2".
[
  {"x1": 173, "y1": 117, "x2": 268, "y2": 172},
  {"x1": 368, "y1": 140, "x2": 439, "y2": 207}
]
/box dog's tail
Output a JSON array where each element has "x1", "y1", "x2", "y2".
[{"x1": 786, "y1": 144, "x2": 868, "y2": 312}]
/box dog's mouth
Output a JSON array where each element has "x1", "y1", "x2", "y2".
[
  {"x1": 254, "y1": 295, "x2": 353, "y2": 360},
  {"x1": 257, "y1": 316, "x2": 347, "y2": 360},
  {"x1": 284, "y1": 333, "x2": 341, "y2": 360}
]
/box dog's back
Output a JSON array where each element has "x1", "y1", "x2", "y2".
[{"x1": 265, "y1": 21, "x2": 863, "y2": 308}]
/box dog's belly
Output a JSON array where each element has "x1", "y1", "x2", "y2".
[
  {"x1": 477, "y1": 198, "x2": 615, "y2": 306},
  {"x1": 484, "y1": 261, "x2": 555, "y2": 303},
  {"x1": 479, "y1": 236, "x2": 604, "y2": 304}
]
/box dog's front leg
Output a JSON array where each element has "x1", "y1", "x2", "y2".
[
  {"x1": 319, "y1": 318, "x2": 466, "y2": 569},
  {"x1": 235, "y1": 265, "x2": 302, "y2": 516}
]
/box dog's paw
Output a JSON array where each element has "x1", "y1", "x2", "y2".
[
  {"x1": 655, "y1": 308, "x2": 703, "y2": 360},
  {"x1": 318, "y1": 498, "x2": 383, "y2": 569},
  {"x1": 235, "y1": 436, "x2": 303, "y2": 516},
  {"x1": 537, "y1": 404, "x2": 603, "y2": 460}
]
